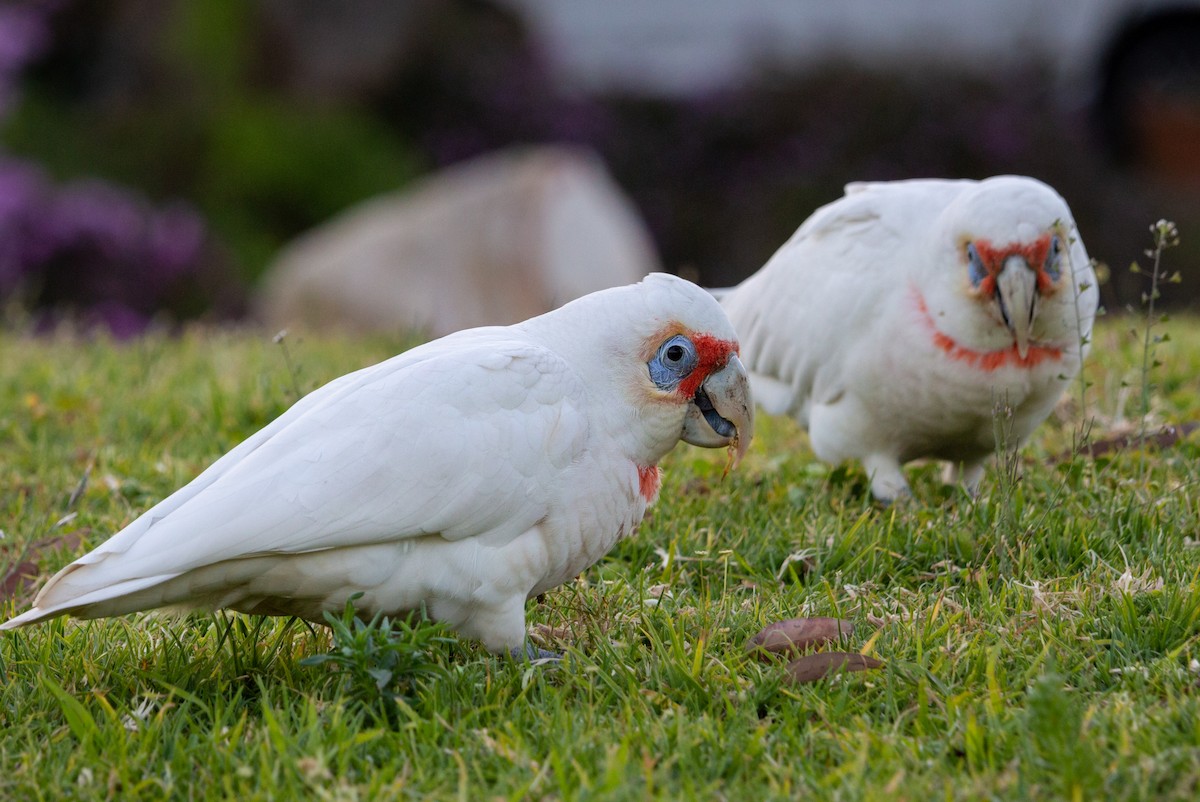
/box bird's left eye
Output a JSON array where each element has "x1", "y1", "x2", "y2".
[
  {"x1": 966, "y1": 242, "x2": 987, "y2": 288},
  {"x1": 649, "y1": 335, "x2": 698, "y2": 390},
  {"x1": 1045, "y1": 235, "x2": 1063, "y2": 282}
]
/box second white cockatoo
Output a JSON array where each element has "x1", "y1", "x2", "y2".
[
  {"x1": 719, "y1": 176, "x2": 1098, "y2": 501},
  {"x1": 2, "y1": 274, "x2": 753, "y2": 656}
]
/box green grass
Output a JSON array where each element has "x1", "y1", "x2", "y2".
[{"x1": 2, "y1": 318, "x2": 1200, "y2": 801}]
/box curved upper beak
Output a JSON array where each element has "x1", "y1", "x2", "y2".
[
  {"x1": 995, "y1": 256, "x2": 1038, "y2": 358},
  {"x1": 682, "y1": 353, "x2": 755, "y2": 467}
]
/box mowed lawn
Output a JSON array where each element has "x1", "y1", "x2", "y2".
[{"x1": 1, "y1": 314, "x2": 1199, "y2": 801}]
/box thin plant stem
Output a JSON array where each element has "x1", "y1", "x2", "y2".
[{"x1": 1135, "y1": 219, "x2": 1180, "y2": 478}]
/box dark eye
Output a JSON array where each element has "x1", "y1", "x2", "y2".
[
  {"x1": 1045, "y1": 235, "x2": 1062, "y2": 281},
  {"x1": 649, "y1": 335, "x2": 699, "y2": 390},
  {"x1": 966, "y1": 242, "x2": 987, "y2": 288}
]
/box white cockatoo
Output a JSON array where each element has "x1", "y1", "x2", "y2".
[
  {"x1": 2, "y1": 274, "x2": 753, "y2": 655},
  {"x1": 719, "y1": 176, "x2": 1098, "y2": 501}
]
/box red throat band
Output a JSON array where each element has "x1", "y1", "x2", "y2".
[{"x1": 913, "y1": 289, "x2": 1063, "y2": 371}]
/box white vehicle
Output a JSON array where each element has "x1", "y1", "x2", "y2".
[{"x1": 505, "y1": 1, "x2": 1200, "y2": 164}]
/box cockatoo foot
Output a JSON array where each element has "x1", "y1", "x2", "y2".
[
  {"x1": 509, "y1": 643, "x2": 563, "y2": 663},
  {"x1": 942, "y1": 461, "x2": 985, "y2": 498},
  {"x1": 874, "y1": 485, "x2": 912, "y2": 507},
  {"x1": 863, "y1": 455, "x2": 909, "y2": 503}
]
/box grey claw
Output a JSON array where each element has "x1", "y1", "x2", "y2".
[{"x1": 508, "y1": 643, "x2": 563, "y2": 663}]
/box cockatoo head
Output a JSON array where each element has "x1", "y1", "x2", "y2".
[
  {"x1": 527, "y1": 273, "x2": 754, "y2": 469},
  {"x1": 928, "y1": 176, "x2": 1094, "y2": 362}
]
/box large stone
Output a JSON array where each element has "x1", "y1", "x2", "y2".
[{"x1": 256, "y1": 146, "x2": 659, "y2": 336}]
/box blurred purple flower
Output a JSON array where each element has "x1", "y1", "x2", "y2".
[
  {"x1": 47, "y1": 180, "x2": 146, "y2": 261},
  {"x1": 86, "y1": 300, "x2": 150, "y2": 339},
  {"x1": 0, "y1": 159, "x2": 211, "y2": 335},
  {"x1": 0, "y1": 1, "x2": 54, "y2": 119},
  {"x1": 0, "y1": 159, "x2": 50, "y2": 292},
  {"x1": 0, "y1": 158, "x2": 46, "y2": 217},
  {"x1": 146, "y1": 203, "x2": 207, "y2": 279},
  {"x1": 0, "y1": 0, "x2": 217, "y2": 337},
  {"x1": 0, "y1": 4, "x2": 51, "y2": 72}
]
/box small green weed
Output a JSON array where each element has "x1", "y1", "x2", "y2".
[{"x1": 300, "y1": 596, "x2": 454, "y2": 726}]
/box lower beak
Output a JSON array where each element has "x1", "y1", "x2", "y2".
[
  {"x1": 996, "y1": 257, "x2": 1038, "y2": 359},
  {"x1": 682, "y1": 354, "x2": 754, "y2": 467}
]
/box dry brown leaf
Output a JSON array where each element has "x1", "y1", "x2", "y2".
[
  {"x1": 785, "y1": 652, "x2": 883, "y2": 684},
  {"x1": 747, "y1": 617, "x2": 855, "y2": 661},
  {"x1": 0, "y1": 560, "x2": 39, "y2": 602},
  {"x1": 0, "y1": 529, "x2": 88, "y2": 605},
  {"x1": 529, "y1": 623, "x2": 577, "y2": 648}
]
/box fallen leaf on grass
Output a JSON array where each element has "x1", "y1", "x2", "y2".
[
  {"x1": 529, "y1": 623, "x2": 576, "y2": 649},
  {"x1": 747, "y1": 617, "x2": 855, "y2": 661},
  {"x1": 0, "y1": 530, "x2": 88, "y2": 605},
  {"x1": 0, "y1": 561, "x2": 39, "y2": 601},
  {"x1": 785, "y1": 652, "x2": 883, "y2": 684}
]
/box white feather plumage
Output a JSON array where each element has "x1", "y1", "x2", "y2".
[
  {"x1": 3, "y1": 274, "x2": 753, "y2": 652},
  {"x1": 721, "y1": 176, "x2": 1098, "y2": 500}
]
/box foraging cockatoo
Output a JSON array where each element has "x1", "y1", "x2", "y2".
[
  {"x1": 2, "y1": 274, "x2": 753, "y2": 655},
  {"x1": 719, "y1": 176, "x2": 1097, "y2": 501}
]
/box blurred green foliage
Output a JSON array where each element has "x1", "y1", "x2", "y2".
[{"x1": 2, "y1": 0, "x2": 424, "y2": 283}]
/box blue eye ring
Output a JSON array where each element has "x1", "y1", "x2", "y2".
[
  {"x1": 1045, "y1": 235, "x2": 1063, "y2": 282},
  {"x1": 649, "y1": 335, "x2": 698, "y2": 390},
  {"x1": 966, "y1": 242, "x2": 987, "y2": 288}
]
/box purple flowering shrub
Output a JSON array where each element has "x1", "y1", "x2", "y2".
[
  {"x1": 0, "y1": 160, "x2": 213, "y2": 336},
  {"x1": 0, "y1": 1, "x2": 216, "y2": 337}
]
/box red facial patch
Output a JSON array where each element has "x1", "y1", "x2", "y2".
[
  {"x1": 913, "y1": 290, "x2": 1063, "y2": 371},
  {"x1": 676, "y1": 333, "x2": 738, "y2": 399},
  {"x1": 637, "y1": 464, "x2": 662, "y2": 502},
  {"x1": 973, "y1": 234, "x2": 1056, "y2": 294}
]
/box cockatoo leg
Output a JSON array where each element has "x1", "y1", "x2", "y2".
[
  {"x1": 943, "y1": 461, "x2": 986, "y2": 497},
  {"x1": 458, "y1": 596, "x2": 561, "y2": 660},
  {"x1": 455, "y1": 595, "x2": 532, "y2": 655},
  {"x1": 862, "y1": 454, "x2": 910, "y2": 503}
]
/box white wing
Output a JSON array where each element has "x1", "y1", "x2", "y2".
[
  {"x1": 721, "y1": 181, "x2": 968, "y2": 423},
  {"x1": 28, "y1": 332, "x2": 590, "y2": 613}
]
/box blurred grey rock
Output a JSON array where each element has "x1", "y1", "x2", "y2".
[{"x1": 256, "y1": 146, "x2": 660, "y2": 336}]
